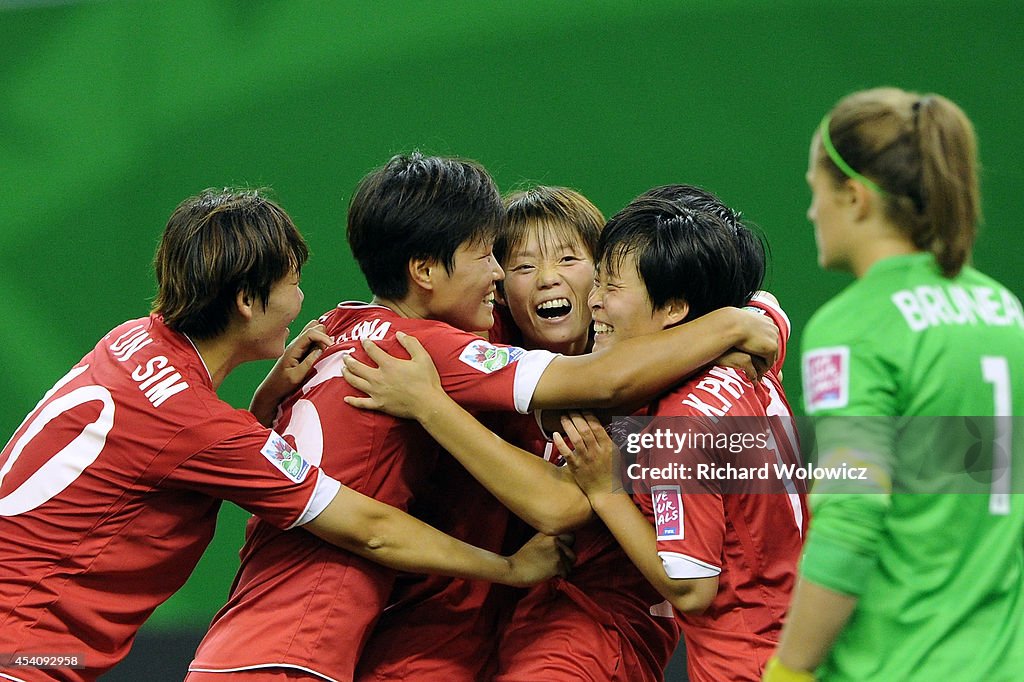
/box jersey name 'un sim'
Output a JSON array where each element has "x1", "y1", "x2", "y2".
[{"x1": 1, "y1": 315, "x2": 336, "y2": 681}]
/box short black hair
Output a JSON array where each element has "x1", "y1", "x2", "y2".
[
  {"x1": 597, "y1": 188, "x2": 765, "y2": 320},
  {"x1": 637, "y1": 184, "x2": 768, "y2": 307},
  {"x1": 347, "y1": 152, "x2": 504, "y2": 299},
  {"x1": 152, "y1": 188, "x2": 307, "y2": 339}
]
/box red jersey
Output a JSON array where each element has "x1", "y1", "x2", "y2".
[
  {"x1": 494, "y1": 405, "x2": 681, "y2": 682},
  {"x1": 353, "y1": 449, "x2": 510, "y2": 682},
  {"x1": 636, "y1": 295, "x2": 806, "y2": 682},
  {"x1": 355, "y1": 401, "x2": 557, "y2": 681},
  {"x1": 190, "y1": 303, "x2": 556, "y2": 682},
  {"x1": 495, "y1": 433, "x2": 683, "y2": 682},
  {"x1": 0, "y1": 316, "x2": 338, "y2": 682},
  {"x1": 498, "y1": 295, "x2": 803, "y2": 682}
]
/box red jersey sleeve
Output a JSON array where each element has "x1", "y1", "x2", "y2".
[
  {"x1": 162, "y1": 410, "x2": 340, "y2": 530},
  {"x1": 314, "y1": 306, "x2": 555, "y2": 415},
  {"x1": 415, "y1": 325, "x2": 557, "y2": 414},
  {"x1": 746, "y1": 292, "x2": 790, "y2": 376},
  {"x1": 635, "y1": 416, "x2": 725, "y2": 580}
]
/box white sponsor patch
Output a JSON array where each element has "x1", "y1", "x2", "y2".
[
  {"x1": 260, "y1": 431, "x2": 311, "y2": 483},
  {"x1": 652, "y1": 485, "x2": 683, "y2": 540},
  {"x1": 803, "y1": 346, "x2": 849, "y2": 412},
  {"x1": 457, "y1": 340, "x2": 524, "y2": 374}
]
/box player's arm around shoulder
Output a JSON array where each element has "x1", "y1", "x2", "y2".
[
  {"x1": 529, "y1": 307, "x2": 779, "y2": 410},
  {"x1": 340, "y1": 331, "x2": 592, "y2": 534}
]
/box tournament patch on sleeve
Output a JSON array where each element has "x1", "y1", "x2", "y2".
[
  {"x1": 457, "y1": 340, "x2": 524, "y2": 374},
  {"x1": 652, "y1": 485, "x2": 684, "y2": 540},
  {"x1": 260, "y1": 431, "x2": 312, "y2": 483},
  {"x1": 802, "y1": 346, "x2": 850, "y2": 412}
]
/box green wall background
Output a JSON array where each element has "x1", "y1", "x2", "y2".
[{"x1": 2, "y1": 0, "x2": 1021, "y2": 633}]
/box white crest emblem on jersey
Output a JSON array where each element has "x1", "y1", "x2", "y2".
[
  {"x1": 260, "y1": 431, "x2": 311, "y2": 483},
  {"x1": 652, "y1": 485, "x2": 683, "y2": 540},
  {"x1": 803, "y1": 346, "x2": 850, "y2": 412},
  {"x1": 457, "y1": 340, "x2": 523, "y2": 374}
]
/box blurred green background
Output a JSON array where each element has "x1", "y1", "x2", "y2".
[{"x1": 2, "y1": 0, "x2": 1021, "y2": 676}]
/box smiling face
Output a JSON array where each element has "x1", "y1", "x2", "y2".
[
  {"x1": 501, "y1": 226, "x2": 596, "y2": 355},
  {"x1": 588, "y1": 250, "x2": 676, "y2": 353},
  {"x1": 246, "y1": 269, "x2": 305, "y2": 360},
  {"x1": 426, "y1": 238, "x2": 505, "y2": 332}
]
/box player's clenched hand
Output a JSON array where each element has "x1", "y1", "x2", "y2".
[
  {"x1": 506, "y1": 532, "x2": 576, "y2": 587},
  {"x1": 250, "y1": 321, "x2": 334, "y2": 426},
  {"x1": 341, "y1": 331, "x2": 442, "y2": 420},
  {"x1": 732, "y1": 308, "x2": 778, "y2": 380},
  {"x1": 556, "y1": 412, "x2": 625, "y2": 499}
]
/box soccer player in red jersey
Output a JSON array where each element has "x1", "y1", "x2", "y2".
[
  {"x1": 354, "y1": 186, "x2": 606, "y2": 681},
  {"x1": 188, "y1": 157, "x2": 778, "y2": 682},
  {"x1": 563, "y1": 193, "x2": 807, "y2": 682},
  {"x1": 341, "y1": 185, "x2": 804, "y2": 681},
  {"x1": 0, "y1": 189, "x2": 570, "y2": 682}
]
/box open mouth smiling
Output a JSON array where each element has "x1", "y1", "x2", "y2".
[{"x1": 535, "y1": 297, "x2": 572, "y2": 320}]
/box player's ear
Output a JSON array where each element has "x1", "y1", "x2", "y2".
[
  {"x1": 235, "y1": 289, "x2": 255, "y2": 321},
  {"x1": 844, "y1": 178, "x2": 874, "y2": 222},
  {"x1": 408, "y1": 257, "x2": 434, "y2": 292},
  {"x1": 660, "y1": 298, "x2": 689, "y2": 328}
]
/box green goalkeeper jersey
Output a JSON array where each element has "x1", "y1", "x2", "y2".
[{"x1": 800, "y1": 253, "x2": 1024, "y2": 681}]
